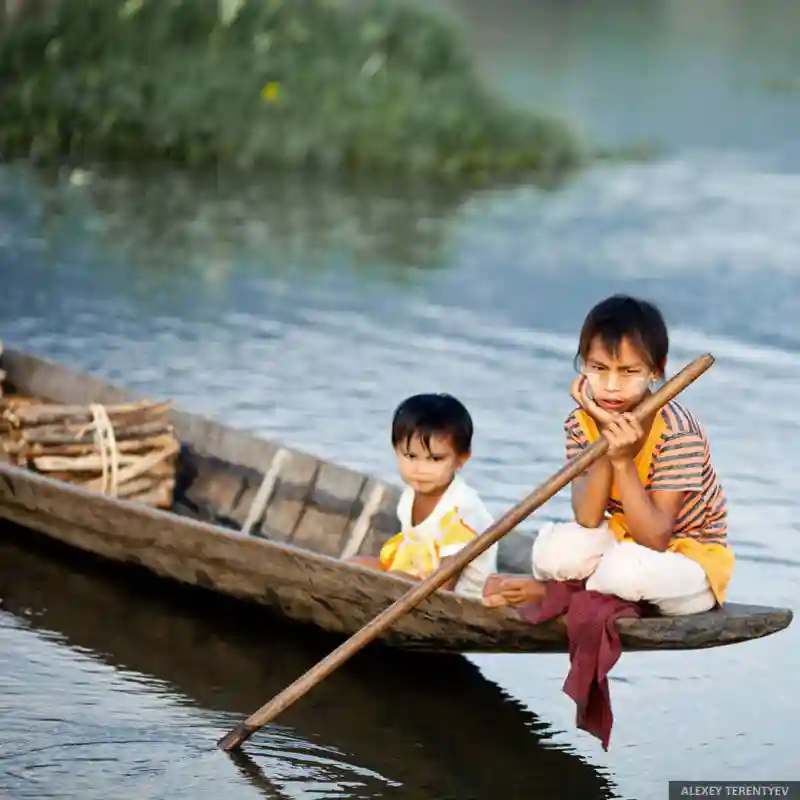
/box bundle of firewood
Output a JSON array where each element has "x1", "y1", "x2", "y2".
[{"x1": 0, "y1": 397, "x2": 179, "y2": 509}]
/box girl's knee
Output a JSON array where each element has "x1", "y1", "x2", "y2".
[
  {"x1": 586, "y1": 543, "x2": 645, "y2": 601},
  {"x1": 531, "y1": 521, "x2": 616, "y2": 582},
  {"x1": 587, "y1": 542, "x2": 717, "y2": 614}
]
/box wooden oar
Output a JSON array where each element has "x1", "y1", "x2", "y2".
[{"x1": 217, "y1": 353, "x2": 715, "y2": 752}]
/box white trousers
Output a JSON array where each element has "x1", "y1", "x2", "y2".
[{"x1": 531, "y1": 521, "x2": 716, "y2": 616}]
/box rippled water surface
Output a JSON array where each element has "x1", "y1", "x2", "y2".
[{"x1": 2, "y1": 1, "x2": 800, "y2": 798}]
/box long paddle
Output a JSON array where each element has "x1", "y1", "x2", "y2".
[{"x1": 217, "y1": 352, "x2": 715, "y2": 752}]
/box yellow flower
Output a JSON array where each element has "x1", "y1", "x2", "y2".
[{"x1": 260, "y1": 82, "x2": 280, "y2": 103}]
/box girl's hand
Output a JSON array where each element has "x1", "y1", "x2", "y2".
[
  {"x1": 570, "y1": 375, "x2": 618, "y2": 428},
  {"x1": 603, "y1": 412, "x2": 645, "y2": 465}
]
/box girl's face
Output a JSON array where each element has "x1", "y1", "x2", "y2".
[{"x1": 580, "y1": 336, "x2": 660, "y2": 414}]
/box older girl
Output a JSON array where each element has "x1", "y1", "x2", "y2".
[{"x1": 485, "y1": 295, "x2": 734, "y2": 616}]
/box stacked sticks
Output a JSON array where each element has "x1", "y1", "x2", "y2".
[{"x1": 0, "y1": 394, "x2": 179, "y2": 509}]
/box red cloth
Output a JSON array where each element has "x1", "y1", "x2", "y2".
[{"x1": 519, "y1": 580, "x2": 645, "y2": 750}]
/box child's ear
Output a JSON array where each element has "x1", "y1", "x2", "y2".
[{"x1": 456, "y1": 451, "x2": 471, "y2": 469}]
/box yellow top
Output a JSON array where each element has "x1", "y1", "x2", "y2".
[
  {"x1": 378, "y1": 474, "x2": 497, "y2": 600},
  {"x1": 379, "y1": 508, "x2": 475, "y2": 577},
  {"x1": 573, "y1": 408, "x2": 735, "y2": 605}
]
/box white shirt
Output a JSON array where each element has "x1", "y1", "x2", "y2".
[{"x1": 396, "y1": 473, "x2": 497, "y2": 600}]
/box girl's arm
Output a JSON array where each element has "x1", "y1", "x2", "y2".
[
  {"x1": 565, "y1": 406, "x2": 612, "y2": 527},
  {"x1": 611, "y1": 459, "x2": 684, "y2": 550},
  {"x1": 571, "y1": 458, "x2": 614, "y2": 528}
]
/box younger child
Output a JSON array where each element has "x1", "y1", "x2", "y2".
[
  {"x1": 349, "y1": 393, "x2": 497, "y2": 600},
  {"x1": 485, "y1": 294, "x2": 735, "y2": 616}
]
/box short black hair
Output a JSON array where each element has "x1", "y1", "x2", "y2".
[
  {"x1": 391, "y1": 393, "x2": 473, "y2": 456},
  {"x1": 577, "y1": 294, "x2": 669, "y2": 374}
]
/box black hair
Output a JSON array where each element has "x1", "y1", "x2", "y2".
[
  {"x1": 576, "y1": 294, "x2": 669, "y2": 375},
  {"x1": 391, "y1": 393, "x2": 473, "y2": 456}
]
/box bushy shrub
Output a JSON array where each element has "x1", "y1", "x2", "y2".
[{"x1": 0, "y1": 0, "x2": 584, "y2": 181}]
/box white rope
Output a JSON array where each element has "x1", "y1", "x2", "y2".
[
  {"x1": 88, "y1": 403, "x2": 119, "y2": 496},
  {"x1": 241, "y1": 448, "x2": 290, "y2": 537}
]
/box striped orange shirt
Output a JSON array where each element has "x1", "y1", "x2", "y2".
[{"x1": 565, "y1": 400, "x2": 728, "y2": 546}]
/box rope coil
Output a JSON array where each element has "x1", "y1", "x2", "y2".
[{"x1": 78, "y1": 403, "x2": 120, "y2": 497}]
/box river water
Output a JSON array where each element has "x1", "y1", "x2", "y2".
[{"x1": 1, "y1": 1, "x2": 799, "y2": 798}]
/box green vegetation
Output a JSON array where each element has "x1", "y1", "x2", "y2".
[{"x1": 0, "y1": 0, "x2": 585, "y2": 182}]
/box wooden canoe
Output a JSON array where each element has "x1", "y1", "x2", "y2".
[{"x1": 0, "y1": 347, "x2": 793, "y2": 653}]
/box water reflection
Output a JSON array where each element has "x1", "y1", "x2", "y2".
[
  {"x1": 0, "y1": 528, "x2": 618, "y2": 799},
  {"x1": 228, "y1": 750, "x2": 295, "y2": 800},
  {"x1": 0, "y1": 160, "x2": 479, "y2": 287}
]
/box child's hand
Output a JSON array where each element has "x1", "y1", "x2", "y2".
[
  {"x1": 602, "y1": 412, "x2": 644, "y2": 465},
  {"x1": 570, "y1": 375, "x2": 618, "y2": 428}
]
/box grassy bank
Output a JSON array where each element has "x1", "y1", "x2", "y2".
[{"x1": 0, "y1": 0, "x2": 585, "y2": 182}]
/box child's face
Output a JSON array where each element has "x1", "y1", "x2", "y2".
[
  {"x1": 581, "y1": 335, "x2": 659, "y2": 414},
  {"x1": 394, "y1": 433, "x2": 469, "y2": 496}
]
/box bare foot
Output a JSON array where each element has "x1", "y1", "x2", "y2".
[{"x1": 482, "y1": 575, "x2": 546, "y2": 607}]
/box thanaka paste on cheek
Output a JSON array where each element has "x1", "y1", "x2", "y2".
[{"x1": 584, "y1": 370, "x2": 651, "y2": 398}]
